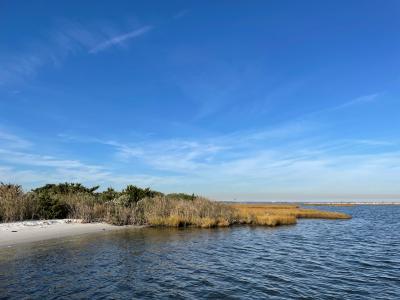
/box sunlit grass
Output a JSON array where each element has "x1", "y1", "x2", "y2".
[
  {"x1": 139, "y1": 197, "x2": 236, "y2": 228},
  {"x1": 230, "y1": 203, "x2": 351, "y2": 223}
]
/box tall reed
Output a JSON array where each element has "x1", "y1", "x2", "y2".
[{"x1": 0, "y1": 184, "x2": 36, "y2": 222}]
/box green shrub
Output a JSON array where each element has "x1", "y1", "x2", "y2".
[
  {"x1": 121, "y1": 185, "x2": 162, "y2": 207},
  {"x1": 99, "y1": 187, "x2": 120, "y2": 202},
  {"x1": 32, "y1": 182, "x2": 99, "y2": 195},
  {"x1": 35, "y1": 192, "x2": 70, "y2": 219}
]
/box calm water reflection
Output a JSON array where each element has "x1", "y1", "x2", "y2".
[{"x1": 1, "y1": 206, "x2": 399, "y2": 299}]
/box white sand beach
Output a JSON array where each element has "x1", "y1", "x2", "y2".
[{"x1": 0, "y1": 219, "x2": 132, "y2": 248}]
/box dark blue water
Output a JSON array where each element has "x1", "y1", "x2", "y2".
[{"x1": 0, "y1": 206, "x2": 399, "y2": 299}]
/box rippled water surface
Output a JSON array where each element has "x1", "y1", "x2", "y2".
[{"x1": 1, "y1": 205, "x2": 399, "y2": 299}]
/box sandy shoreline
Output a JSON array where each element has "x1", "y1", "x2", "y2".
[{"x1": 0, "y1": 219, "x2": 135, "y2": 248}]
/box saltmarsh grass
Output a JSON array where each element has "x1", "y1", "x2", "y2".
[
  {"x1": 0, "y1": 183, "x2": 351, "y2": 228},
  {"x1": 0, "y1": 183, "x2": 35, "y2": 222},
  {"x1": 231, "y1": 203, "x2": 351, "y2": 222},
  {"x1": 137, "y1": 196, "x2": 235, "y2": 228}
]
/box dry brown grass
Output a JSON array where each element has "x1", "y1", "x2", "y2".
[
  {"x1": 0, "y1": 184, "x2": 36, "y2": 222},
  {"x1": 136, "y1": 199, "x2": 306, "y2": 228},
  {"x1": 231, "y1": 204, "x2": 297, "y2": 226},
  {"x1": 136, "y1": 196, "x2": 235, "y2": 228},
  {"x1": 231, "y1": 203, "x2": 351, "y2": 223}
]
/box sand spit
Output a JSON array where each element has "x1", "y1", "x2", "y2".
[{"x1": 0, "y1": 219, "x2": 136, "y2": 248}]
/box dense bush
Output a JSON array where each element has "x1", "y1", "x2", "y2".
[
  {"x1": 99, "y1": 187, "x2": 119, "y2": 202},
  {"x1": 121, "y1": 185, "x2": 163, "y2": 206},
  {"x1": 35, "y1": 192, "x2": 70, "y2": 219},
  {"x1": 33, "y1": 182, "x2": 99, "y2": 195}
]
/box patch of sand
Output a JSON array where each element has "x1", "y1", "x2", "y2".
[{"x1": 0, "y1": 219, "x2": 134, "y2": 248}]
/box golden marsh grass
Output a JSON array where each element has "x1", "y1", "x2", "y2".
[{"x1": 230, "y1": 203, "x2": 351, "y2": 224}]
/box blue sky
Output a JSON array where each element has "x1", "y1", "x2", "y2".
[{"x1": 1, "y1": 1, "x2": 400, "y2": 201}]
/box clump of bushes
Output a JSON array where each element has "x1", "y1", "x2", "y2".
[
  {"x1": 32, "y1": 183, "x2": 100, "y2": 195},
  {"x1": 35, "y1": 192, "x2": 70, "y2": 219}
]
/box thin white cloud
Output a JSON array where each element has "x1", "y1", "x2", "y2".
[
  {"x1": 0, "y1": 148, "x2": 103, "y2": 171},
  {"x1": 3, "y1": 125, "x2": 400, "y2": 199},
  {"x1": 295, "y1": 93, "x2": 382, "y2": 122},
  {"x1": 89, "y1": 26, "x2": 153, "y2": 54},
  {"x1": 0, "y1": 129, "x2": 32, "y2": 149},
  {"x1": 0, "y1": 164, "x2": 178, "y2": 191},
  {"x1": 313, "y1": 93, "x2": 381, "y2": 117},
  {"x1": 0, "y1": 21, "x2": 153, "y2": 85},
  {"x1": 107, "y1": 139, "x2": 224, "y2": 173},
  {"x1": 0, "y1": 129, "x2": 177, "y2": 190},
  {"x1": 350, "y1": 139, "x2": 394, "y2": 147},
  {"x1": 57, "y1": 123, "x2": 400, "y2": 197},
  {"x1": 332, "y1": 93, "x2": 380, "y2": 110}
]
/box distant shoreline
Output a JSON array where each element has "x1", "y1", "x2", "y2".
[
  {"x1": 303, "y1": 202, "x2": 400, "y2": 206},
  {"x1": 223, "y1": 201, "x2": 400, "y2": 206},
  {"x1": 301, "y1": 202, "x2": 400, "y2": 206}
]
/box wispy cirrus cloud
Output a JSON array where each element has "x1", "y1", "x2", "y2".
[
  {"x1": 57, "y1": 119, "x2": 400, "y2": 199},
  {"x1": 0, "y1": 148, "x2": 102, "y2": 170},
  {"x1": 331, "y1": 93, "x2": 380, "y2": 110},
  {"x1": 0, "y1": 129, "x2": 32, "y2": 149},
  {"x1": 2, "y1": 121, "x2": 400, "y2": 199},
  {"x1": 0, "y1": 163, "x2": 177, "y2": 191},
  {"x1": 302, "y1": 93, "x2": 382, "y2": 119},
  {"x1": 89, "y1": 25, "x2": 153, "y2": 54},
  {"x1": 0, "y1": 21, "x2": 153, "y2": 85},
  {"x1": 0, "y1": 128, "x2": 176, "y2": 190}
]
